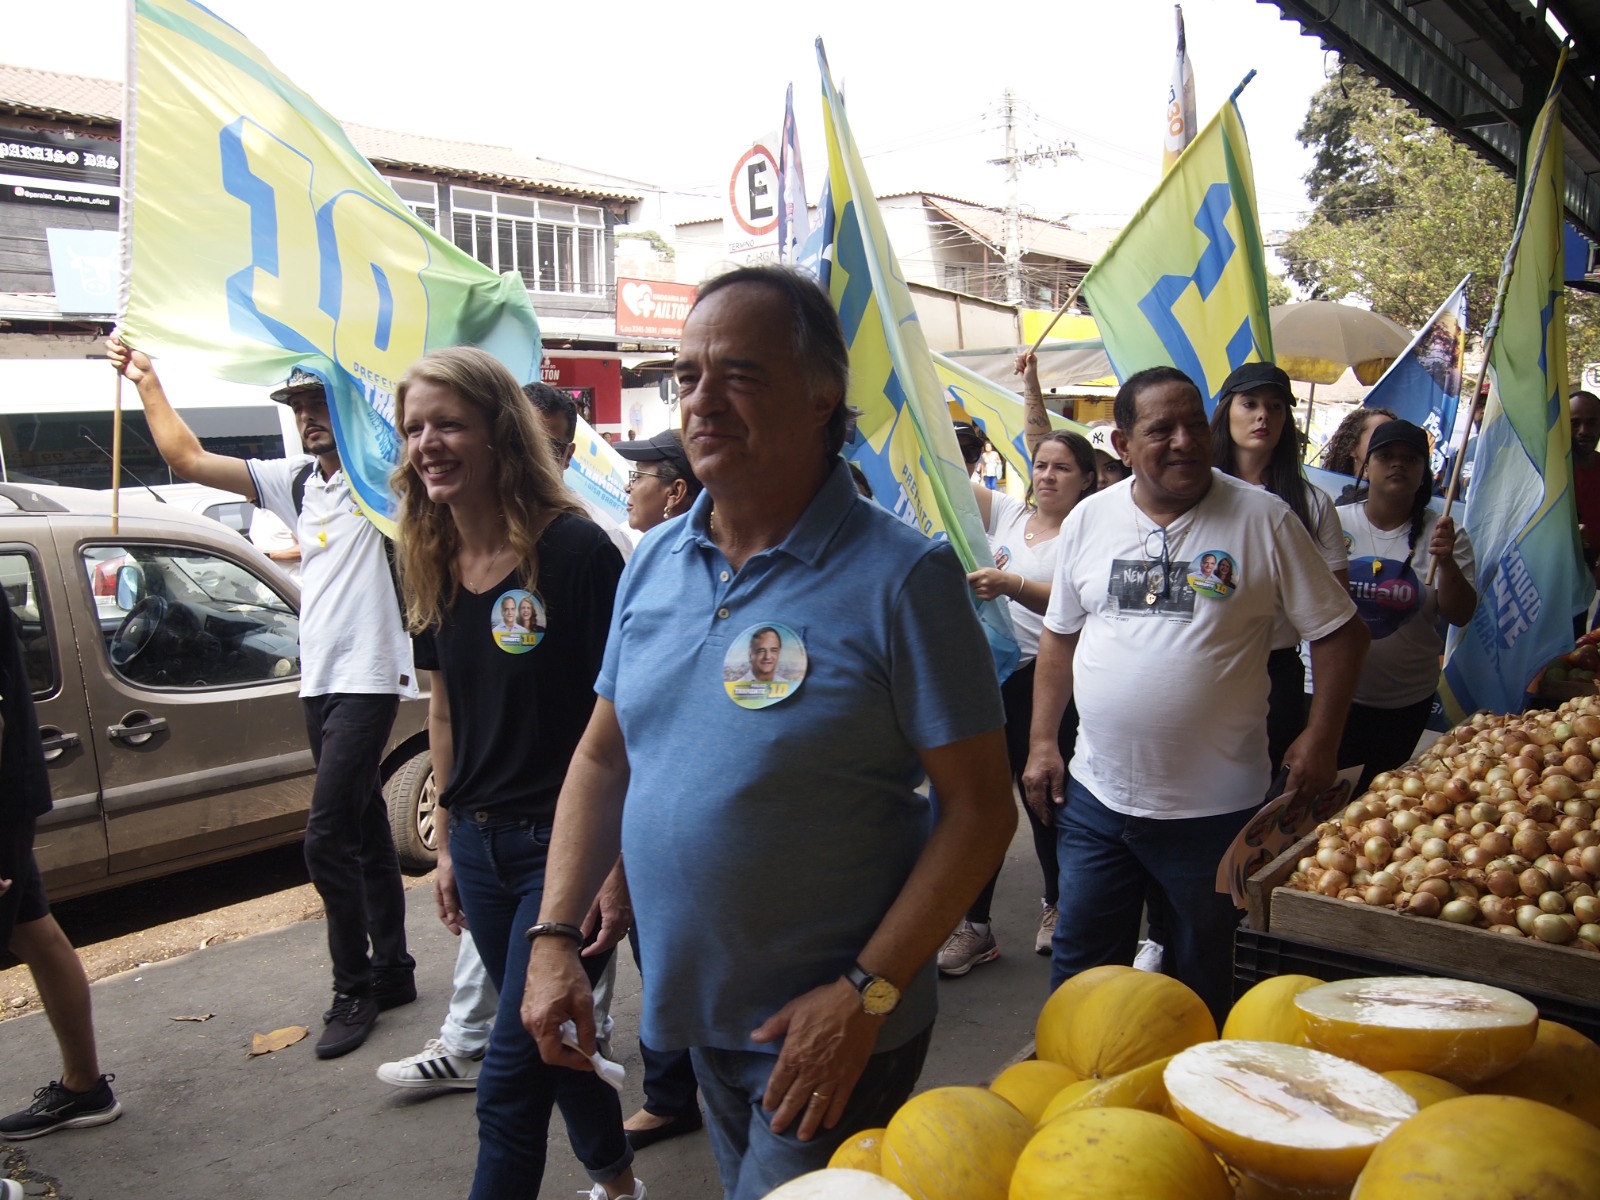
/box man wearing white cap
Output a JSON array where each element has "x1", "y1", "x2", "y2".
[{"x1": 105, "y1": 342, "x2": 416, "y2": 1060}]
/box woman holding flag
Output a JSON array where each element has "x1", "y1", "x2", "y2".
[
  {"x1": 1335, "y1": 419, "x2": 1476, "y2": 791},
  {"x1": 936, "y1": 352, "x2": 1097, "y2": 976}
]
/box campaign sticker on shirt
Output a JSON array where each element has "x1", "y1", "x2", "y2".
[
  {"x1": 722, "y1": 622, "x2": 807, "y2": 709},
  {"x1": 993, "y1": 545, "x2": 1012, "y2": 570},
  {"x1": 1186, "y1": 550, "x2": 1238, "y2": 598},
  {"x1": 1347, "y1": 556, "x2": 1422, "y2": 638},
  {"x1": 490, "y1": 589, "x2": 545, "y2": 654}
]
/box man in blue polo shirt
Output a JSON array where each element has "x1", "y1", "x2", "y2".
[{"x1": 521, "y1": 265, "x2": 1015, "y2": 1200}]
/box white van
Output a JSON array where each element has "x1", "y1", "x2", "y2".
[{"x1": 0, "y1": 357, "x2": 299, "y2": 492}]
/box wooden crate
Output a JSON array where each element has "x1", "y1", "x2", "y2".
[{"x1": 1243, "y1": 834, "x2": 1600, "y2": 1010}]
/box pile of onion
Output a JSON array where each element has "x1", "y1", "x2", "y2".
[{"x1": 1285, "y1": 697, "x2": 1600, "y2": 948}]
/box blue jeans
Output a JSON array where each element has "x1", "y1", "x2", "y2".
[
  {"x1": 692, "y1": 1025, "x2": 931, "y2": 1200},
  {"x1": 449, "y1": 813, "x2": 631, "y2": 1198},
  {"x1": 1051, "y1": 778, "x2": 1251, "y2": 1024}
]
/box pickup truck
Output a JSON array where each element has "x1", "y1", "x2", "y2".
[{"x1": 0, "y1": 481, "x2": 436, "y2": 901}]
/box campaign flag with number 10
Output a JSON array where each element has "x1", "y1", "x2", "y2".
[{"x1": 121, "y1": 0, "x2": 542, "y2": 534}]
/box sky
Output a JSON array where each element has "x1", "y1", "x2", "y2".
[{"x1": 7, "y1": 0, "x2": 1336, "y2": 236}]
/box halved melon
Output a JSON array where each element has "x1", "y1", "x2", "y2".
[
  {"x1": 1471, "y1": 1019, "x2": 1600, "y2": 1128},
  {"x1": 1293, "y1": 976, "x2": 1539, "y2": 1085},
  {"x1": 1222, "y1": 974, "x2": 1323, "y2": 1046},
  {"x1": 1164, "y1": 1040, "x2": 1417, "y2": 1192},
  {"x1": 1009, "y1": 1106, "x2": 1233, "y2": 1200},
  {"x1": 987, "y1": 1060, "x2": 1078, "y2": 1125},
  {"x1": 1034, "y1": 965, "x2": 1138, "y2": 1065},
  {"x1": 760, "y1": 1168, "x2": 911, "y2": 1199},
  {"x1": 1379, "y1": 1070, "x2": 1466, "y2": 1109},
  {"x1": 1350, "y1": 1095, "x2": 1600, "y2": 1199},
  {"x1": 1063, "y1": 971, "x2": 1216, "y2": 1079}
]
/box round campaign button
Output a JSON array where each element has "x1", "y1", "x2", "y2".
[
  {"x1": 490, "y1": 589, "x2": 545, "y2": 654},
  {"x1": 722, "y1": 622, "x2": 807, "y2": 709},
  {"x1": 1186, "y1": 550, "x2": 1238, "y2": 598}
]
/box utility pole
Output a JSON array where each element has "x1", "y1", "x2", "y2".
[{"x1": 990, "y1": 92, "x2": 1077, "y2": 306}]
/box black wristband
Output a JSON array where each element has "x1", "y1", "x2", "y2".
[{"x1": 524, "y1": 921, "x2": 585, "y2": 945}]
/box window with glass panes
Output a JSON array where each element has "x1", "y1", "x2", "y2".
[
  {"x1": 387, "y1": 178, "x2": 439, "y2": 232},
  {"x1": 449, "y1": 187, "x2": 606, "y2": 294}
]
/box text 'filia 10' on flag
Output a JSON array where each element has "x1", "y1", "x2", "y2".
[
  {"x1": 120, "y1": 0, "x2": 543, "y2": 534},
  {"x1": 1441, "y1": 47, "x2": 1595, "y2": 721},
  {"x1": 807, "y1": 39, "x2": 1018, "y2": 679},
  {"x1": 1080, "y1": 79, "x2": 1274, "y2": 412}
]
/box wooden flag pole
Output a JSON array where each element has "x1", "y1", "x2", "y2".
[
  {"x1": 1424, "y1": 357, "x2": 1492, "y2": 587},
  {"x1": 111, "y1": 369, "x2": 124, "y2": 535},
  {"x1": 1023, "y1": 278, "x2": 1088, "y2": 358}
]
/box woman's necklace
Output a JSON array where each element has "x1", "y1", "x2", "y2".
[{"x1": 464, "y1": 536, "x2": 509, "y2": 594}]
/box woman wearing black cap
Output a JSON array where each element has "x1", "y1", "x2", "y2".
[
  {"x1": 1211, "y1": 362, "x2": 1349, "y2": 771},
  {"x1": 616, "y1": 431, "x2": 702, "y2": 535},
  {"x1": 1336, "y1": 419, "x2": 1476, "y2": 790},
  {"x1": 609, "y1": 428, "x2": 706, "y2": 1150}
]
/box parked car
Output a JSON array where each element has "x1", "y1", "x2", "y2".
[{"x1": 0, "y1": 481, "x2": 437, "y2": 901}]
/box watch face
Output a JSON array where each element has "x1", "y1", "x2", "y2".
[{"x1": 862, "y1": 977, "x2": 900, "y2": 1016}]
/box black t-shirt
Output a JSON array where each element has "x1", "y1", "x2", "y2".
[
  {"x1": 412, "y1": 513, "x2": 624, "y2": 821},
  {"x1": 0, "y1": 589, "x2": 52, "y2": 822}
]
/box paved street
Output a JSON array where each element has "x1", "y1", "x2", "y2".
[{"x1": 1, "y1": 818, "x2": 1050, "y2": 1199}]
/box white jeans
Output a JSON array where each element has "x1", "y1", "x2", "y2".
[{"x1": 438, "y1": 933, "x2": 617, "y2": 1058}]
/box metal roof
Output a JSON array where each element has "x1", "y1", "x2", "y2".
[{"x1": 1259, "y1": 0, "x2": 1600, "y2": 242}]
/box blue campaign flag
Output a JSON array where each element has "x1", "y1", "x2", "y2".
[{"x1": 1362, "y1": 276, "x2": 1469, "y2": 481}]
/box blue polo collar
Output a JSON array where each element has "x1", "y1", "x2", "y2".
[{"x1": 675, "y1": 458, "x2": 859, "y2": 567}]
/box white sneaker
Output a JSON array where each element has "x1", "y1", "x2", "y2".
[
  {"x1": 583, "y1": 1180, "x2": 646, "y2": 1199},
  {"x1": 937, "y1": 920, "x2": 1000, "y2": 976},
  {"x1": 1034, "y1": 905, "x2": 1058, "y2": 956},
  {"x1": 1133, "y1": 939, "x2": 1165, "y2": 973},
  {"x1": 2, "y1": 1179, "x2": 22, "y2": 1200},
  {"x1": 376, "y1": 1037, "x2": 483, "y2": 1089}
]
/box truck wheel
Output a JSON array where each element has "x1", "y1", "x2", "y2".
[{"x1": 384, "y1": 751, "x2": 438, "y2": 874}]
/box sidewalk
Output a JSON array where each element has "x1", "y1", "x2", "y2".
[{"x1": 0, "y1": 820, "x2": 1051, "y2": 1199}]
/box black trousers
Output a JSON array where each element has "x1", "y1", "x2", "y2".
[
  {"x1": 968, "y1": 659, "x2": 1078, "y2": 922},
  {"x1": 301, "y1": 692, "x2": 414, "y2": 997},
  {"x1": 1338, "y1": 696, "x2": 1434, "y2": 794}
]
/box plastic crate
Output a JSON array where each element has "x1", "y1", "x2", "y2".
[{"x1": 1234, "y1": 926, "x2": 1600, "y2": 1045}]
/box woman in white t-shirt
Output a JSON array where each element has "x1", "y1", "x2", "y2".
[
  {"x1": 935, "y1": 416, "x2": 1098, "y2": 976},
  {"x1": 1210, "y1": 363, "x2": 1349, "y2": 771},
  {"x1": 1335, "y1": 419, "x2": 1476, "y2": 790}
]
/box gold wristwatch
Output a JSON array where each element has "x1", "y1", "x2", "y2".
[{"x1": 844, "y1": 962, "x2": 900, "y2": 1016}]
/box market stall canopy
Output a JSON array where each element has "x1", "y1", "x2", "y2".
[
  {"x1": 1262, "y1": 0, "x2": 1600, "y2": 246},
  {"x1": 942, "y1": 339, "x2": 1116, "y2": 391},
  {"x1": 1270, "y1": 301, "x2": 1413, "y2": 386}
]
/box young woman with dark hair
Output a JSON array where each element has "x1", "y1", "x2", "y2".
[{"x1": 1335, "y1": 419, "x2": 1477, "y2": 790}]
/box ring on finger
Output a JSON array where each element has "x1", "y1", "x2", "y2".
[{"x1": 809, "y1": 1090, "x2": 831, "y2": 1104}]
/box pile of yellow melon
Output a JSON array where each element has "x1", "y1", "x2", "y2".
[{"x1": 762, "y1": 966, "x2": 1600, "y2": 1200}]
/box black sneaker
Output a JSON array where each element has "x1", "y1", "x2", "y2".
[
  {"x1": 316, "y1": 993, "x2": 379, "y2": 1059},
  {"x1": 0, "y1": 1074, "x2": 122, "y2": 1140},
  {"x1": 372, "y1": 970, "x2": 417, "y2": 1012}
]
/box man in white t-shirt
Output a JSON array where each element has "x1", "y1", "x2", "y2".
[
  {"x1": 1023, "y1": 366, "x2": 1369, "y2": 1023},
  {"x1": 106, "y1": 343, "x2": 417, "y2": 1061}
]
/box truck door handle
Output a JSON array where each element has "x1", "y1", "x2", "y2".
[
  {"x1": 108, "y1": 714, "x2": 169, "y2": 744},
  {"x1": 38, "y1": 727, "x2": 81, "y2": 760}
]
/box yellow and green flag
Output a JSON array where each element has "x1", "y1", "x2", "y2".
[
  {"x1": 1442, "y1": 50, "x2": 1593, "y2": 719},
  {"x1": 1080, "y1": 87, "x2": 1274, "y2": 411},
  {"x1": 931, "y1": 352, "x2": 1085, "y2": 483},
  {"x1": 122, "y1": 0, "x2": 541, "y2": 533},
  {"x1": 811, "y1": 40, "x2": 1016, "y2": 675}
]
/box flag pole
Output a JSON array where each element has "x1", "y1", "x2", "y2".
[
  {"x1": 112, "y1": 0, "x2": 137, "y2": 537},
  {"x1": 1426, "y1": 48, "x2": 1566, "y2": 585},
  {"x1": 1023, "y1": 278, "x2": 1088, "y2": 356},
  {"x1": 111, "y1": 374, "x2": 124, "y2": 535}
]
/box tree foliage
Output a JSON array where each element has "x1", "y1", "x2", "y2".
[{"x1": 1280, "y1": 66, "x2": 1515, "y2": 340}]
